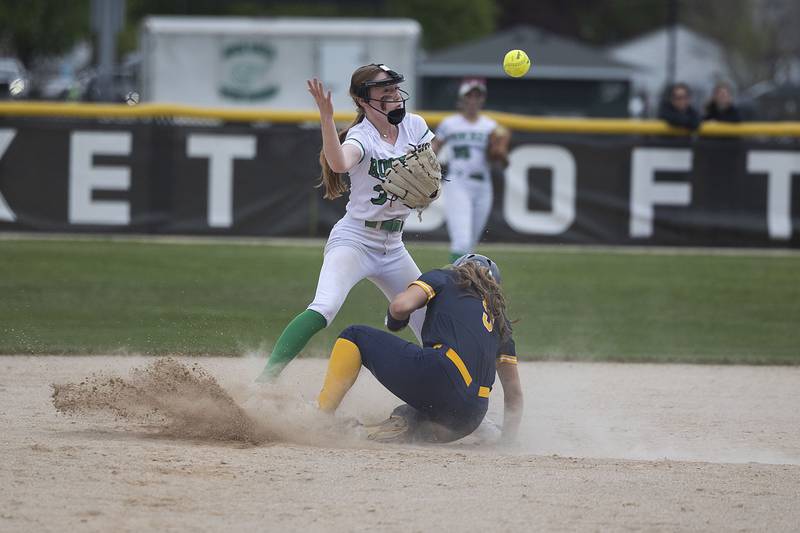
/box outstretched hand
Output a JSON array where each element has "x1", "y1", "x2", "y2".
[{"x1": 307, "y1": 78, "x2": 334, "y2": 120}]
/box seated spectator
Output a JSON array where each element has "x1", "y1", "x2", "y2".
[
  {"x1": 703, "y1": 82, "x2": 742, "y2": 122},
  {"x1": 658, "y1": 83, "x2": 701, "y2": 130}
]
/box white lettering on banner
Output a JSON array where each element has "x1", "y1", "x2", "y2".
[
  {"x1": 747, "y1": 151, "x2": 800, "y2": 240},
  {"x1": 187, "y1": 134, "x2": 256, "y2": 228},
  {"x1": 69, "y1": 132, "x2": 132, "y2": 225},
  {"x1": 403, "y1": 186, "x2": 446, "y2": 231},
  {"x1": 0, "y1": 129, "x2": 17, "y2": 221},
  {"x1": 503, "y1": 145, "x2": 576, "y2": 234},
  {"x1": 629, "y1": 148, "x2": 692, "y2": 238}
]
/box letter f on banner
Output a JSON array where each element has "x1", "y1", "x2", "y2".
[
  {"x1": 630, "y1": 148, "x2": 692, "y2": 238},
  {"x1": 0, "y1": 129, "x2": 17, "y2": 221}
]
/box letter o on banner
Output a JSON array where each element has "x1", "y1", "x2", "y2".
[{"x1": 503, "y1": 145, "x2": 576, "y2": 235}]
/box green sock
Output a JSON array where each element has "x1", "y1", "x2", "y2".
[{"x1": 257, "y1": 309, "x2": 327, "y2": 381}]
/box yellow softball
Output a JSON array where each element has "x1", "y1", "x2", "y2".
[{"x1": 503, "y1": 49, "x2": 531, "y2": 78}]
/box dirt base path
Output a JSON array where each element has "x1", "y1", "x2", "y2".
[{"x1": 2, "y1": 356, "x2": 798, "y2": 532}]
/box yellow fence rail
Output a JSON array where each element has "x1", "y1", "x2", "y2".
[{"x1": 2, "y1": 101, "x2": 800, "y2": 137}]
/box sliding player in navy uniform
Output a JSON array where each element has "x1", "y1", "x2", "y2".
[{"x1": 316, "y1": 254, "x2": 523, "y2": 444}]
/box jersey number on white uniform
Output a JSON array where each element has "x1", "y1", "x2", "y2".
[
  {"x1": 370, "y1": 184, "x2": 388, "y2": 205},
  {"x1": 453, "y1": 145, "x2": 470, "y2": 159}
]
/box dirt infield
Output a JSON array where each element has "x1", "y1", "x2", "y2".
[{"x1": 2, "y1": 356, "x2": 799, "y2": 532}]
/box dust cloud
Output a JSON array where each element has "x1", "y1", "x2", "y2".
[
  {"x1": 50, "y1": 357, "x2": 800, "y2": 466},
  {"x1": 51, "y1": 357, "x2": 357, "y2": 446}
]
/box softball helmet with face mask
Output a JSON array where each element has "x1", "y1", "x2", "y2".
[
  {"x1": 353, "y1": 64, "x2": 409, "y2": 125},
  {"x1": 453, "y1": 253, "x2": 502, "y2": 284}
]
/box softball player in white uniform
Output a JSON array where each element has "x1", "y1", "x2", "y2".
[
  {"x1": 433, "y1": 79, "x2": 498, "y2": 263},
  {"x1": 258, "y1": 64, "x2": 435, "y2": 381}
]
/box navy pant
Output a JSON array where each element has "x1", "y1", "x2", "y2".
[{"x1": 339, "y1": 325, "x2": 487, "y2": 442}]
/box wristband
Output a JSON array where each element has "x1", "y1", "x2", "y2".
[{"x1": 385, "y1": 307, "x2": 410, "y2": 331}]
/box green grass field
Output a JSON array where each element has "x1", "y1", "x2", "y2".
[{"x1": 1, "y1": 237, "x2": 798, "y2": 364}]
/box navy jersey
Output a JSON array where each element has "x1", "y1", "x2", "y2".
[{"x1": 410, "y1": 269, "x2": 517, "y2": 395}]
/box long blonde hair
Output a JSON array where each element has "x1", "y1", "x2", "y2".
[
  {"x1": 452, "y1": 262, "x2": 511, "y2": 340},
  {"x1": 317, "y1": 64, "x2": 385, "y2": 200}
]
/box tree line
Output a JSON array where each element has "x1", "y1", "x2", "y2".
[{"x1": 1, "y1": 0, "x2": 796, "y2": 89}]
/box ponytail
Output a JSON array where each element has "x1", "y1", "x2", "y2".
[
  {"x1": 316, "y1": 108, "x2": 365, "y2": 200},
  {"x1": 452, "y1": 262, "x2": 511, "y2": 340}
]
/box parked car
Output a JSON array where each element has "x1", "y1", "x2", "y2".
[
  {"x1": 0, "y1": 57, "x2": 30, "y2": 99},
  {"x1": 83, "y1": 55, "x2": 140, "y2": 103},
  {"x1": 740, "y1": 81, "x2": 800, "y2": 121},
  {"x1": 37, "y1": 66, "x2": 92, "y2": 101}
]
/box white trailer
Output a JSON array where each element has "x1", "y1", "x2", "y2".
[{"x1": 139, "y1": 16, "x2": 421, "y2": 110}]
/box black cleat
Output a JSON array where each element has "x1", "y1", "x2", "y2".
[{"x1": 364, "y1": 414, "x2": 412, "y2": 443}]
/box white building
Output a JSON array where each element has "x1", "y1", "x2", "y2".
[
  {"x1": 139, "y1": 17, "x2": 421, "y2": 110},
  {"x1": 607, "y1": 24, "x2": 733, "y2": 115}
]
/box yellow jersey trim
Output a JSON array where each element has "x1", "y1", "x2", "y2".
[
  {"x1": 478, "y1": 386, "x2": 491, "y2": 398},
  {"x1": 410, "y1": 280, "x2": 436, "y2": 302},
  {"x1": 498, "y1": 355, "x2": 518, "y2": 365},
  {"x1": 444, "y1": 348, "x2": 472, "y2": 387}
]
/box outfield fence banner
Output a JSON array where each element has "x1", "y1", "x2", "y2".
[{"x1": 1, "y1": 116, "x2": 798, "y2": 247}]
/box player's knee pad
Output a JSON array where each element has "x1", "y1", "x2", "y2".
[{"x1": 338, "y1": 324, "x2": 366, "y2": 345}]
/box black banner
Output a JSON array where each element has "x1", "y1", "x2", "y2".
[{"x1": 1, "y1": 117, "x2": 798, "y2": 247}]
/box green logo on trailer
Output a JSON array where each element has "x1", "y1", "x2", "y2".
[{"x1": 219, "y1": 42, "x2": 279, "y2": 101}]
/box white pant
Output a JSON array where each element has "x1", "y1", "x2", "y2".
[
  {"x1": 308, "y1": 214, "x2": 426, "y2": 342},
  {"x1": 444, "y1": 176, "x2": 493, "y2": 255}
]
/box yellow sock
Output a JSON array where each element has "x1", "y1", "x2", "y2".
[{"x1": 317, "y1": 338, "x2": 362, "y2": 413}]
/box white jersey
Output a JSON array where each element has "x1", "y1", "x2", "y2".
[
  {"x1": 342, "y1": 113, "x2": 434, "y2": 221},
  {"x1": 435, "y1": 114, "x2": 497, "y2": 182}
]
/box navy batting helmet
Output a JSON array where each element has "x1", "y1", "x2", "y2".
[{"x1": 452, "y1": 253, "x2": 502, "y2": 284}]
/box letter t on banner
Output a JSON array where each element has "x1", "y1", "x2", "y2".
[
  {"x1": 747, "y1": 151, "x2": 800, "y2": 240},
  {"x1": 187, "y1": 134, "x2": 256, "y2": 228},
  {"x1": 629, "y1": 148, "x2": 692, "y2": 238}
]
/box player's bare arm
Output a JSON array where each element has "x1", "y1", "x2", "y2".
[
  {"x1": 386, "y1": 285, "x2": 428, "y2": 331},
  {"x1": 496, "y1": 358, "x2": 523, "y2": 442},
  {"x1": 307, "y1": 78, "x2": 361, "y2": 173},
  {"x1": 431, "y1": 137, "x2": 444, "y2": 154},
  {"x1": 389, "y1": 284, "x2": 428, "y2": 320}
]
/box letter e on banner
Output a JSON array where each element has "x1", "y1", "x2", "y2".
[
  {"x1": 0, "y1": 129, "x2": 17, "y2": 221},
  {"x1": 503, "y1": 145, "x2": 576, "y2": 235},
  {"x1": 69, "y1": 132, "x2": 132, "y2": 225}
]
